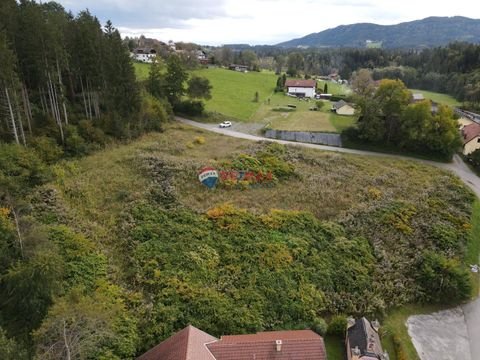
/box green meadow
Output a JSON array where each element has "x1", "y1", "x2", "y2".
[{"x1": 409, "y1": 88, "x2": 461, "y2": 107}]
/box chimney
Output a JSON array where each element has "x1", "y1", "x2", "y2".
[
  {"x1": 275, "y1": 340, "x2": 282, "y2": 352},
  {"x1": 347, "y1": 316, "x2": 356, "y2": 329}
]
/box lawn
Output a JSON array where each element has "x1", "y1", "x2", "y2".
[
  {"x1": 134, "y1": 62, "x2": 150, "y2": 81},
  {"x1": 317, "y1": 79, "x2": 351, "y2": 96},
  {"x1": 324, "y1": 336, "x2": 345, "y2": 360},
  {"x1": 409, "y1": 89, "x2": 461, "y2": 107},
  {"x1": 252, "y1": 92, "x2": 356, "y2": 133},
  {"x1": 191, "y1": 67, "x2": 278, "y2": 120}
]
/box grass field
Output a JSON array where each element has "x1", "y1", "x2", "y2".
[
  {"x1": 191, "y1": 68, "x2": 277, "y2": 120},
  {"x1": 317, "y1": 80, "x2": 351, "y2": 96},
  {"x1": 409, "y1": 89, "x2": 461, "y2": 107},
  {"x1": 134, "y1": 62, "x2": 150, "y2": 81},
  {"x1": 324, "y1": 336, "x2": 345, "y2": 360},
  {"x1": 252, "y1": 92, "x2": 356, "y2": 133}
]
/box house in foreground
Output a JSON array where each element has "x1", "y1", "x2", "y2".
[
  {"x1": 137, "y1": 325, "x2": 327, "y2": 360},
  {"x1": 332, "y1": 100, "x2": 355, "y2": 116},
  {"x1": 346, "y1": 317, "x2": 389, "y2": 360},
  {"x1": 285, "y1": 79, "x2": 317, "y2": 98},
  {"x1": 462, "y1": 122, "x2": 480, "y2": 155}
]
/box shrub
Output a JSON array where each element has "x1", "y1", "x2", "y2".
[
  {"x1": 417, "y1": 251, "x2": 472, "y2": 303},
  {"x1": 312, "y1": 318, "x2": 328, "y2": 336},
  {"x1": 174, "y1": 100, "x2": 205, "y2": 116},
  {"x1": 139, "y1": 93, "x2": 170, "y2": 133},
  {"x1": 327, "y1": 315, "x2": 347, "y2": 336},
  {"x1": 194, "y1": 136, "x2": 206, "y2": 145},
  {"x1": 30, "y1": 136, "x2": 63, "y2": 164},
  {"x1": 78, "y1": 120, "x2": 108, "y2": 145}
]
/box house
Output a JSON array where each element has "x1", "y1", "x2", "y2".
[
  {"x1": 137, "y1": 325, "x2": 327, "y2": 360},
  {"x1": 411, "y1": 93, "x2": 425, "y2": 103},
  {"x1": 346, "y1": 318, "x2": 388, "y2": 360},
  {"x1": 462, "y1": 122, "x2": 480, "y2": 155},
  {"x1": 332, "y1": 100, "x2": 355, "y2": 116},
  {"x1": 229, "y1": 64, "x2": 249, "y2": 72},
  {"x1": 197, "y1": 50, "x2": 209, "y2": 65},
  {"x1": 285, "y1": 79, "x2": 317, "y2": 98},
  {"x1": 458, "y1": 117, "x2": 476, "y2": 130},
  {"x1": 132, "y1": 48, "x2": 157, "y2": 63}
]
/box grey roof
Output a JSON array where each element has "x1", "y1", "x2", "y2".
[
  {"x1": 412, "y1": 93, "x2": 425, "y2": 101},
  {"x1": 347, "y1": 318, "x2": 383, "y2": 359},
  {"x1": 333, "y1": 100, "x2": 348, "y2": 109}
]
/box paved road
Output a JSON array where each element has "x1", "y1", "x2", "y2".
[
  {"x1": 177, "y1": 117, "x2": 480, "y2": 199},
  {"x1": 178, "y1": 117, "x2": 480, "y2": 359}
]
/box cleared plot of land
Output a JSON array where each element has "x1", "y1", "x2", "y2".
[
  {"x1": 252, "y1": 92, "x2": 356, "y2": 132},
  {"x1": 409, "y1": 88, "x2": 461, "y2": 107},
  {"x1": 191, "y1": 68, "x2": 277, "y2": 120}
]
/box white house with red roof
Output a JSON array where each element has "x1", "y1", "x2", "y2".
[
  {"x1": 285, "y1": 79, "x2": 317, "y2": 98},
  {"x1": 137, "y1": 325, "x2": 327, "y2": 360}
]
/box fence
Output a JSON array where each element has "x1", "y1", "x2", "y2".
[{"x1": 264, "y1": 129, "x2": 342, "y2": 147}]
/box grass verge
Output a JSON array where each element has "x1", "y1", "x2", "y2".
[
  {"x1": 324, "y1": 335, "x2": 345, "y2": 360},
  {"x1": 466, "y1": 200, "x2": 480, "y2": 296}
]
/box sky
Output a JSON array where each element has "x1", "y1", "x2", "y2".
[{"x1": 56, "y1": 0, "x2": 479, "y2": 45}]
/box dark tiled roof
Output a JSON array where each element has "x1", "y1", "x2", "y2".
[
  {"x1": 137, "y1": 325, "x2": 217, "y2": 360},
  {"x1": 207, "y1": 330, "x2": 326, "y2": 360},
  {"x1": 347, "y1": 318, "x2": 383, "y2": 359},
  {"x1": 285, "y1": 79, "x2": 317, "y2": 88}
]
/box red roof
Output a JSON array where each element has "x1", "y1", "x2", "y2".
[
  {"x1": 462, "y1": 123, "x2": 480, "y2": 145},
  {"x1": 285, "y1": 79, "x2": 316, "y2": 88},
  {"x1": 137, "y1": 325, "x2": 218, "y2": 360},
  {"x1": 206, "y1": 330, "x2": 326, "y2": 360}
]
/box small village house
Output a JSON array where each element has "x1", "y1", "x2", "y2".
[
  {"x1": 462, "y1": 122, "x2": 480, "y2": 155},
  {"x1": 285, "y1": 79, "x2": 317, "y2": 98},
  {"x1": 346, "y1": 317, "x2": 389, "y2": 360},
  {"x1": 411, "y1": 93, "x2": 425, "y2": 102},
  {"x1": 132, "y1": 48, "x2": 157, "y2": 63},
  {"x1": 137, "y1": 325, "x2": 327, "y2": 360},
  {"x1": 229, "y1": 64, "x2": 249, "y2": 72},
  {"x1": 332, "y1": 100, "x2": 355, "y2": 116}
]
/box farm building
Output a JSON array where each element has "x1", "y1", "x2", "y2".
[
  {"x1": 229, "y1": 64, "x2": 249, "y2": 72},
  {"x1": 137, "y1": 325, "x2": 327, "y2": 360},
  {"x1": 462, "y1": 122, "x2": 480, "y2": 155},
  {"x1": 132, "y1": 48, "x2": 157, "y2": 63},
  {"x1": 285, "y1": 79, "x2": 316, "y2": 98},
  {"x1": 411, "y1": 93, "x2": 425, "y2": 102},
  {"x1": 332, "y1": 100, "x2": 355, "y2": 116},
  {"x1": 346, "y1": 318, "x2": 388, "y2": 360}
]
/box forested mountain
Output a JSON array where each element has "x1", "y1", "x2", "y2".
[{"x1": 278, "y1": 16, "x2": 480, "y2": 49}]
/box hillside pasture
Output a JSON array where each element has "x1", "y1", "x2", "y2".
[
  {"x1": 191, "y1": 67, "x2": 277, "y2": 120},
  {"x1": 409, "y1": 88, "x2": 461, "y2": 107}
]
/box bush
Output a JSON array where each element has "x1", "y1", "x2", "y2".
[
  {"x1": 174, "y1": 100, "x2": 205, "y2": 116},
  {"x1": 312, "y1": 318, "x2": 328, "y2": 336},
  {"x1": 194, "y1": 136, "x2": 206, "y2": 145},
  {"x1": 30, "y1": 136, "x2": 63, "y2": 164},
  {"x1": 327, "y1": 315, "x2": 347, "y2": 337},
  {"x1": 417, "y1": 251, "x2": 472, "y2": 303},
  {"x1": 138, "y1": 93, "x2": 170, "y2": 133},
  {"x1": 65, "y1": 127, "x2": 89, "y2": 157},
  {"x1": 78, "y1": 120, "x2": 108, "y2": 145}
]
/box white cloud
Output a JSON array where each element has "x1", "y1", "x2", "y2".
[{"x1": 56, "y1": 0, "x2": 480, "y2": 45}]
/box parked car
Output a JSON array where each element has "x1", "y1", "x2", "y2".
[{"x1": 219, "y1": 121, "x2": 232, "y2": 128}]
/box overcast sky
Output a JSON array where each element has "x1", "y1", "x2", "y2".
[{"x1": 57, "y1": 0, "x2": 479, "y2": 45}]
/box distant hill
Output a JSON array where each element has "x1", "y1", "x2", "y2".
[{"x1": 277, "y1": 17, "x2": 480, "y2": 49}]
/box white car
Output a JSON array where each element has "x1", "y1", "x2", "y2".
[{"x1": 219, "y1": 121, "x2": 232, "y2": 128}]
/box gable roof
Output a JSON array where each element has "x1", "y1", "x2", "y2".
[
  {"x1": 206, "y1": 330, "x2": 326, "y2": 360},
  {"x1": 347, "y1": 318, "x2": 383, "y2": 359},
  {"x1": 137, "y1": 325, "x2": 218, "y2": 360},
  {"x1": 412, "y1": 93, "x2": 425, "y2": 101},
  {"x1": 333, "y1": 100, "x2": 350, "y2": 110},
  {"x1": 463, "y1": 123, "x2": 480, "y2": 145},
  {"x1": 285, "y1": 79, "x2": 317, "y2": 88}
]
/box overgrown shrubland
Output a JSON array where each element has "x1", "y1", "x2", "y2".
[{"x1": 0, "y1": 126, "x2": 478, "y2": 358}]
